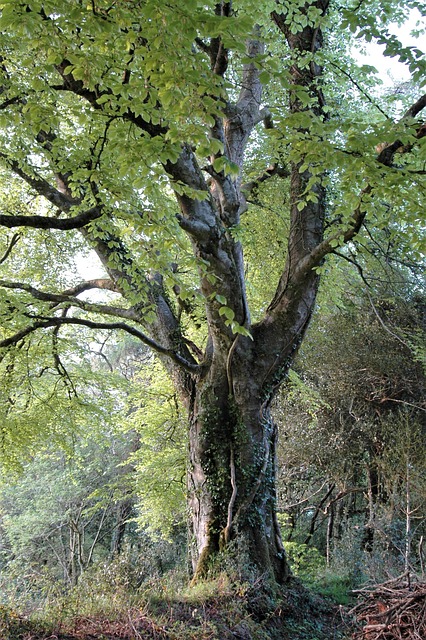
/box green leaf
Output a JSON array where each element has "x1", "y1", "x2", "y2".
[{"x1": 219, "y1": 306, "x2": 235, "y2": 321}]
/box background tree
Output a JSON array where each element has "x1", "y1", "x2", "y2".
[
  {"x1": 0, "y1": 0, "x2": 425, "y2": 586},
  {"x1": 275, "y1": 271, "x2": 425, "y2": 582}
]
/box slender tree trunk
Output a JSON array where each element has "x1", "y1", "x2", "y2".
[
  {"x1": 363, "y1": 464, "x2": 379, "y2": 552},
  {"x1": 326, "y1": 501, "x2": 334, "y2": 566},
  {"x1": 110, "y1": 498, "x2": 133, "y2": 557},
  {"x1": 405, "y1": 455, "x2": 411, "y2": 576}
]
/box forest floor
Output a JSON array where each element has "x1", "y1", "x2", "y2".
[
  {"x1": 0, "y1": 577, "x2": 354, "y2": 640},
  {"x1": 3, "y1": 571, "x2": 424, "y2": 639}
]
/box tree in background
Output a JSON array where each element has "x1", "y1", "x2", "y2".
[
  {"x1": 0, "y1": 0, "x2": 425, "y2": 585},
  {"x1": 276, "y1": 277, "x2": 425, "y2": 581},
  {"x1": 0, "y1": 339, "x2": 188, "y2": 599}
]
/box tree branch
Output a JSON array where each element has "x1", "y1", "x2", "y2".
[
  {"x1": 376, "y1": 93, "x2": 426, "y2": 166},
  {"x1": 294, "y1": 186, "x2": 371, "y2": 279},
  {"x1": 0, "y1": 153, "x2": 104, "y2": 229},
  {"x1": 0, "y1": 316, "x2": 200, "y2": 373},
  {"x1": 0, "y1": 153, "x2": 79, "y2": 211},
  {"x1": 330, "y1": 61, "x2": 391, "y2": 120},
  {"x1": 0, "y1": 207, "x2": 104, "y2": 230},
  {"x1": 403, "y1": 92, "x2": 426, "y2": 119},
  {"x1": 296, "y1": 92, "x2": 426, "y2": 277},
  {"x1": 331, "y1": 249, "x2": 371, "y2": 288},
  {"x1": 62, "y1": 279, "x2": 119, "y2": 296},
  {"x1": 0, "y1": 279, "x2": 138, "y2": 321},
  {"x1": 0, "y1": 233, "x2": 20, "y2": 264},
  {"x1": 54, "y1": 60, "x2": 167, "y2": 138},
  {"x1": 241, "y1": 164, "x2": 290, "y2": 201},
  {"x1": 365, "y1": 289, "x2": 414, "y2": 352},
  {"x1": 0, "y1": 94, "x2": 25, "y2": 110}
]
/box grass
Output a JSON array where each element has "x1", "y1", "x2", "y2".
[{"x1": 0, "y1": 567, "x2": 355, "y2": 640}]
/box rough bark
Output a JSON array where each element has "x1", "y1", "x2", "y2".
[
  {"x1": 187, "y1": 361, "x2": 289, "y2": 583},
  {"x1": 180, "y1": 2, "x2": 333, "y2": 584}
]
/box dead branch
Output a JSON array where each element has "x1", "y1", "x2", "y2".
[{"x1": 350, "y1": 575, "x2": 426, "y2": 640}]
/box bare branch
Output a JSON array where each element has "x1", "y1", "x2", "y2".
[
  {"x1": 331, "y1": 250, "x2": 371, "y2": 288},
  {"x1": 0, "y1": 233, "x2": 20, "y2": 264},
  {"x1": 0, "y1": 152, "x2": 103, "y2": 229},
  {"x1": 0, "y1": 316, "x2": 200, "y2": 373},
  {"x1": 52, "y1": 310, "x2": 78, "y2": 398},
  {"x1": 330, "y1": 61, "x2": 391, "y2": 120},
  {"x1": 365, "y1": 289, "x2": 415, "y2": 353},
  {"x1": 62, "y1": 279, "x2": 119, "y2": 296},
  {"x1": 376, "y1": 94, "x2": 426, "y2": 166},
  {"x1": 0, "y1": 279, "x2": 137, "y2": 321}
]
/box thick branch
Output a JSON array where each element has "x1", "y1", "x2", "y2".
[
  {"x1": 0, "y1": 207, "x2": 103, "y2": 230},
  {"x1": 0, "y1": 153, "x2": 103, "y2": 229},
  {"x1": 376, "y1": 93, "x2": 426, "y2": 166},
  {"x1": 62, "y1": 279, "x2": 119, "y2": 296},
  {"x1": 0, "y1": 153, "x2": 79, "y2": 211},
  {"x1": 403, "y1": 92, "x2": 426, "y2": 119},
  {"x1": 0, "y1": 94, "x2": 25, "y2": 110},
  {"x1": 294, "y1": 186, "x2": 371, "y2": 278},
  {"x1": 195, "y1": 4, "x2": 232, "y2": 75}
]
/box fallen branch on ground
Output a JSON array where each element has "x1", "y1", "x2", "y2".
[{"x1": 349, "y1": 573, "x2": 426, "y2": 640}]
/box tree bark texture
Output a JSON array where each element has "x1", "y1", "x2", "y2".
[
  {"x1": 187, "y1": 358, "x2": 289, "y2": 582},
  {"x1": 173, "y1": 6, "x2": 329, "y2": 582}
]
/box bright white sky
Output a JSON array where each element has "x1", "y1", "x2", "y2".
[{"x1": 353, "y1": 9, "x2": 425, "y2": 86}]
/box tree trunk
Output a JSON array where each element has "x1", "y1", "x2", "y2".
[
  {"x1": 326, "y1": 501, "x2": 334, "y2": 566},
  {"x1": 363, "y1": 464, "x2": 379, "y2": 552},
  {"x1": 187, "y1": 351, "x2": 292, "y2": 584},
  {"x1": 110, "y1": 497, "x2": 133, "y2": 557}
]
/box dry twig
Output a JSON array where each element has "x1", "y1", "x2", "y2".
[{"x1": 350, "y1": 574, "x2": 426, "y2": 640}]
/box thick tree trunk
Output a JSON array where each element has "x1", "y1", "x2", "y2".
[{"x1": 187, "y1": 356, "x2": 290, "y2": 585}]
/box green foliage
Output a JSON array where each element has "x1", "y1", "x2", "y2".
[
  {"x1": 283, "y1": 540, "x2": 326, "y2": 581},
  {"x1": 0, "y1": 431, "x2": 134, "y2": 587},
  {"x1": 309, "y1": 572, "x2": 355, "y2": 605},
  {"x1": 0, "y1": 326, "x2": 126, "y2": 469},
  {"x1": 275, "y1": 277, "x2": 425, "y2": 585},
  {"x1": 0, "y1": 0, "x2": 424, "y2": 615},
  {"x1": 125, "y1": 360, "x2": 187, "y2": 538},
  {"x1": 1, "y1": 559, "x2": 351, "y2": 640}
]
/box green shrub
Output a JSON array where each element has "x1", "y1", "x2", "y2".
[{"x1": 283, "y1": 541, "x2": 326, "y2": 582}]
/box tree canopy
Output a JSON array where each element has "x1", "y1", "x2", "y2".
[{"x1": 0, "y1": 0, "x2": 425, "y2": 584}]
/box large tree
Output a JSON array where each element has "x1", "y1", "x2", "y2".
[{"x1": 0, "y1": 0, "x2": 425, "y2": 585}]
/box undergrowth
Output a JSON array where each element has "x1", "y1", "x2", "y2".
[{"x1": 0, "y1": 559, "x2": 353, "y2": 640}]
